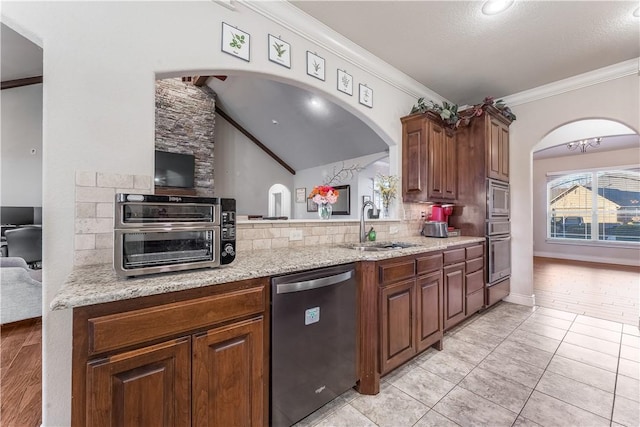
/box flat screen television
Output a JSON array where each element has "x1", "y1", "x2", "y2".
[{"x1": 154, "y1": 150, "x2": 195, "y2": 188}]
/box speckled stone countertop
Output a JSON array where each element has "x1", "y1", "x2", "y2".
[{"x1": 51, "y1": 236, "x2": 484, "y2": 310}]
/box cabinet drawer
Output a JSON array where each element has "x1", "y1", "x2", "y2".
[
  {"x1": 466, "y1": 244, "x2": 484, "y2": 260},
  {"x1": 466, "y1": 269, "x2": 484, "y2": 294},
  {"x1": 87, "y1": 285, "x2": 266, "y2": 355},
  {"x1": 466, "y1": 289, "x2": 484, "y2": 315},
  {"x1": 443, "y1": 248, "x2": 465, "y2": 265},
  {"x1": 466, "y1": 257, "x2": 484, "y2": 274},
  {"x1": 486, "y1": 278, "x2": 510, "y2": 307},
  {"x1": 379, "y1": 260, "x2": 416, "y2": 286},
  {"x1": 416, "y1": 253, "x2": 442, "y2": 275}
]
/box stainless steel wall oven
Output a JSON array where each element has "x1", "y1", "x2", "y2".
[
  {"x1": 486, "y1": 179, "x2": 511, "y2": 286},
  {"x1": 114, "y1": 194, "x2": 235, "y2": 277}
]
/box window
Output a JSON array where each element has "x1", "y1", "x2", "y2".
[{"x1": 547, "y1": 168, "x2": 640, "y2": 243}]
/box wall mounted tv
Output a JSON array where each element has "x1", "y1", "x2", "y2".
[{"x1": 154, "y1": 150, "x2": 195, "y2": 188}]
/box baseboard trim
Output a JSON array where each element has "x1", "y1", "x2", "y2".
[
  {"x1": 504, "y1": 292, "x2": 536, "y2": 307},
  {"x1": 534, "y1": 251, "x2": 640, "y2": 267}
]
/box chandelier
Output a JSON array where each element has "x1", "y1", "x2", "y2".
[{"x1": 566, "y1": 137, "x2": 602, "y2": 153}]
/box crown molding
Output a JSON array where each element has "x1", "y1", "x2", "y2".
[
  {"x1": 240, "y1": 0, "x2": 448, "y2": 103},
  {"x1": 502, "y1": 58, "x2": 639, "y2": 107}
]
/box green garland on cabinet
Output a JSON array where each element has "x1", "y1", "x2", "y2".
[{"x1": 410, "y1": 96, "x2": 516, "y2": 129}]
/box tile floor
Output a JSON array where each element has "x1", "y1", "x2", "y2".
[{"x1": 294, "y1": 302, "x2": 640, "y2": 427}]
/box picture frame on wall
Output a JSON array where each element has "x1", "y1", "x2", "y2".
[
  {"x1": 221, "y1": 22, "x2": 250, "y2": 62},
  {"x1": 306, "y1": 51, "x2": 325, "y2": 81},
  {"x1": 268, "y1": 34, "x2": 291, "y2": 68},
  {"x1": 295, "y1": 188, "x2": 306, "y2": 203},
  {"x1": 359, "y1": 84, "x2": 373, "y2": 108},
  {"x1": 362, "y1": 195, "x2": 371, "y2": 204},
  {"x1": 307, "y1": 198, "x2": 318, "y2": 212},
  {"x1": 337, "y1": 69, "x2": 353, "y2": 96}
]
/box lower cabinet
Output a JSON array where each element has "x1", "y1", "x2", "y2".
[
  {"x1": 416, "y1": 270, "x2": 443, "y2": 352},
  {"x1": 380, "y1": 278, "x2": 417, "y2": 374},
  {"x1": 72, "y1": 279, "x2": 268, "y2": 427},
  {"x1": 443, "y1": 262, "x2": 465, "y2": 330}
]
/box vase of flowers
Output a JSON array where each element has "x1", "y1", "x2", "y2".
[
  {"x1": 309, "y1": 185, "x2": 339, "y2": 220},
  {"x1": 376, "y1": 174, "x2": 398, "y2": 218}
]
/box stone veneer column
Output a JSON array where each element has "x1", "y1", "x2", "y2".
[{"x1": 155, "y1": 78, "x2": 215, "y2": 196}]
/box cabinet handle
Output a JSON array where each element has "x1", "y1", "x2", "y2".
[{"x1": 276, "y1": 270, "x2": 354, "y2": 294}]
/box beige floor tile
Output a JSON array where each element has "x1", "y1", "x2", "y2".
[
  {"x1": 563, "y1": 331, "x2": 621, "y2": 357},
  {"x1": 623, "y1": 324, "x2": 640, "y2": 337},
  {"x1": 479, "y1": 352, "x2": 545, "y2": 389},
  {"x1": 517, "y1": 321, "x2": 568, "y2": 341},
  {"x1": 569, "y1": 322, "x2": 622, "y2": 343},
  {"x1": 463, "y1": 318, "x2": 516, "y2": 339},
  {"x1": 506, "y1": 328, "x2": 561, "y2": 353},
  {"x1": 575, "y1": 314, "x2": 624, "y2": 332},
  {"x1": 417, "y1": 351, "x2": 475, "y2": 384},
  {"x1": 459, "y1": 367, "x2": 533, "y2": 413},
  {"x1": 616, "y1": 374, "x2": 640, "y2": 403},
  {"x1": 618, "y1": 358, "x2": 640, "y2": 380},
  {"x1": 313, "y1": 404, "x2": 376, "y2": 427},
  {"x1": 535, "y1": 370, "x2": 614, "y2": 419},
  {"x1": 492, "y1": 339, "x2": 554, "y2": 369},
  {"x1": 535, "y1": 306, "x2": 578, "y2": 321},
  {"x1": 450, "y1": 325, "x2": 505, "y2": 351},
  {"x1": 546, "y1": 355, "x2": 616, "y2": 393},
  {"x1": 413, "y1": 410, "x2": 460, "y2": 427},
  {"x1": 389, "y1": 366, "x2": 456, "y2": 408},
  {"x1": 350, "y1": 382, "x2": 427, "y2": 427},
  {"x1": 432, "y1": 386, "x2": 517, "y2": 427},
  {"x1": 612, "y1": 395, "x2": 640, "y2": 427},
  {"x1": 525, "y1": 313, "x2": 573, "y2": 330},
  {"x1": 440, "y1": 336, "x2": 491, "y2": 366},
  {"x1": 556, "y1": 342, "x2": 619, "y2": 372},
  {"x1": 620, "y1": 344, "x2": 640, "y2": 362},
  {"x1": 622, "y1": 333, "x2": 640, "y2": 348},
  {"x1": 521, "y1": 391, "x2": 610, "y2": 427},
  {"x1": 513, "y1": 416, "x2": 542, "y2": 427}
]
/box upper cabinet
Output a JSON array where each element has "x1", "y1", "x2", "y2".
[
  {"x1": 402, "y1": 112, "x2": 457, "y2": 203},
  {"x1": 487, "y1": 112, "x2": 510, "y2": 182}
]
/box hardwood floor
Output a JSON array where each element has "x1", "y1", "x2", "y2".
[
  {"x1": 534, "y1": 256, "x2": 640, "y2": 326},
  {"x1": 1, "y1": 317, "x2": 42, "y2": 427}
]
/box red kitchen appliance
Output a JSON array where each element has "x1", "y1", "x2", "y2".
[{"x1": 428, "y1": 204, "x2": 454, "y2": 224}]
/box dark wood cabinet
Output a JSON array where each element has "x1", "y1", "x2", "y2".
[
  {"x1": 72, "y1": 279, "x2": 268, "y2": 427},
  {"x1": 192, "y1": 317, "x2": 264, "y2": 427},
  {"x1": 86, "y1": 337, "x2": 191, "y2": 427},
  {"x1": 402, "y1": 112, "x2": 457, "y2": 203},
  {"x1": 416, "y1": 270, "x2": 443, "y2": 352},
  {"x1": 379, "y1": 278, "x2": 417, "y2": 374},
  {"x1": 443, "y1": 262, "x2": 465, "y2": 330},
  {"x1": 487, "y1": 115, "x2": 510, "y2": 182}
]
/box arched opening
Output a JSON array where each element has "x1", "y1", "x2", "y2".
[{"x1": 530, "y1": 118, "x2": 639, "y2": 324}]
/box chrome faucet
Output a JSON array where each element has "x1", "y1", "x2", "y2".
[{"x1": 360, "y1": 201, "x2": 378, "y2": 243}]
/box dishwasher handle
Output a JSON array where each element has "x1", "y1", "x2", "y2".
[{"x1": 276, "y1": 270, "x2": 354, "y2": 294}]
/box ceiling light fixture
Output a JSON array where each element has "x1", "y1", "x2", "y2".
[
  {"x1": 566, "y1": 137, "x2": 602, "y2": 153},
  {"x1": 482, "y1": 0, "x2": 514, "y2": 15},
  {"x1": 633, "y1": 7, "x2": 640, "y2": 18}
]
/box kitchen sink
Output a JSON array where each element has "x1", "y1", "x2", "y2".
[{"x1": 344, "y1": 242, "x2": 421, "y2": 251}]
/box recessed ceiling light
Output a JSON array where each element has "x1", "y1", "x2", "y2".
[
  {"x1": 482, "y1": 0, "x2": 514, "y2": 15},
  {"x1": 272, "y1": 119, "x2": 279, "y2": 125},
  {"x1": 634, "y1": 7, "x2": 640, "y2": 18}
]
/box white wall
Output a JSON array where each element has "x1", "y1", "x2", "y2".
[
  {"x1": 507, "y1": 74, "x2": 639, "y2": 306},
  {"x1": 0, "y1": 84, "x2": 43, "y2": 207},
  {"x1": 532, "y1": 147, "x2": 639, "y2": 266},
  {"x1": 1, "y1": 2, "x2": 417, "y2": 424},
  {"x1": 214, "y1": 115, "x2": 294, "y2": 216}
]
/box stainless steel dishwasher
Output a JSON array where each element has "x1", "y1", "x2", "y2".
[{"x1": 271, "y1": 263, "x2": 357, "y2": 427}]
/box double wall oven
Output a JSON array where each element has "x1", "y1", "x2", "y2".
[{"x1": 487, "y1": 179, "x2": 511, "y2": 285}]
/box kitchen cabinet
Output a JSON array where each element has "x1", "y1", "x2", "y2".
[
  {"x1": 465, "y1": 244, "x2": 485, "y2": 315},
  {"x1": 415, "y1": 252, "x2": 444, "y2": 352},
  {"x1": 487, "y1": 114, "x2": 510, "y2": 182},
  {"x1": 443, "y1": 261, "x2": 465, "y2": 330},
  {"x1": 72, "y1": 279, "x2": 268, "y2": 427},
  {"x1": 401, "y1": 112, "x2": 457, "y2": 203},
  {"x1": 379, "y1": 278, "x2": 417, "y2": 374}
]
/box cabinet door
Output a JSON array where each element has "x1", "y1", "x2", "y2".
[
  {"x1": 443, "y1": 131, "x2": 457, "y2": 199},
  {"x1": 192, "y1": 316, "x2": 264, "y2": 427},
  {"x1": 443, "y1": 263, "x2": 466, "y2": 330},
  {"x1": 402, "y1": 117, "x2": 428, "y2": 201},
  {"x1": 380, "y1": 279, "x2": 416, "y2": 374},
  {"x1": 428, "y1": 121, "x2": 446, "y2": 199},
  {"x1": 416, "y1": 271, "x2": 443, "y2": 352},
  {"x1": 488, "y1": 117, "x2": 510, "y2": 182},
  {"x1": 86, "y1": 337, "x2": 191, "y2": 427}
]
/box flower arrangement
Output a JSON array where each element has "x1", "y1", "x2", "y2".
[
  {"x1": 375, "y1": 174, "x2": 398, "y2": 212},
  {"x1": 410, "y1": 96, "x2": 516, "y2": 130},
  {"x1": 309, "y1": 185, "x2": 339, "y2": 205}
]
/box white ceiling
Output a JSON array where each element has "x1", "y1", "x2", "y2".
[
  {"x1": 292, "y1": 0, "x2": 640, "y2": 106},
  {"x1": 2, "y1": 2, "x2": 639, "y2": 168}
]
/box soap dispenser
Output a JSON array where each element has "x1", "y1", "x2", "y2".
[{"x1": 367, "y1": 227, "x2": 376, "y2": 241}]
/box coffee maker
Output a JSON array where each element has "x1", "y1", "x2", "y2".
[
  {"x1": 422, "y1": 204, "x2": 455, "y2": 237},
  {"x1": 427, "y1": 204, "x2": 454, "y2": 224}
]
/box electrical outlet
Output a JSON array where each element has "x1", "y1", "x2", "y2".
[
  {"x1": 289, "y1": 229, "x2": 303, "y2": 241},
  {"x1": 421, "y1": 211, "x2": 426, "y2": 219},
  {"x1": 389, "y1": 226, "x2": 399, "y2": 234}
]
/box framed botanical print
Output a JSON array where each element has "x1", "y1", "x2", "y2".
[
  {"x1": 337, "y1": 69, "x2": 353, "y2": 96},
  {"x1": 268, "y1": 34, "x2": 291, "y2": 68},
  {"x1": 359, "y1": 84, "x2": 373, "y2": 108},
  {"x1": 221, "y1": 22, "x2": 250, "y2": 62},
  {"x1": 306, "y1": 51, "x2": 325, "y2": 81}
]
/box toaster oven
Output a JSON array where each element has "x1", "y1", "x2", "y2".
[{"x1": 114, "y1": 194, "x2": 236, "y2": 277}]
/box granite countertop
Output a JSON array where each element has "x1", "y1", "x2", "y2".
[{"x1": 51, "y1": 236, "x2": 484, "y2": 310}]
